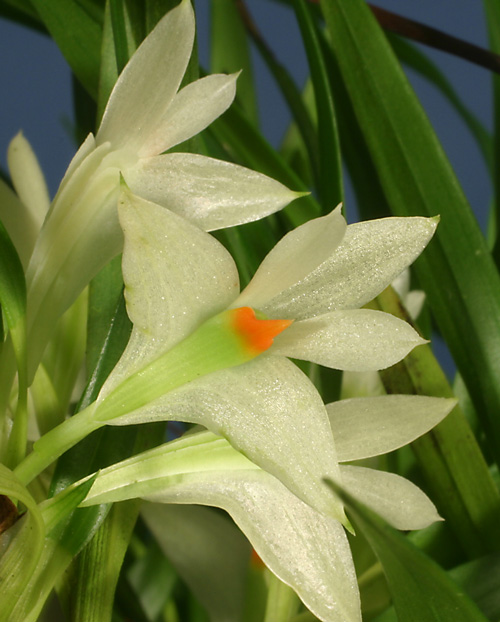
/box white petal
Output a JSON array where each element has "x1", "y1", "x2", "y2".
[
  {"x1": 328, "y1": 395, "x2": 456, "y2": 462},
  {"x1": 0, "y1": 177, "x2": 37, "y2": 269},
  {"x1": 125, "y1": 153, "x2": 301, "y2": 231},
  {"x1": 340, "y1": 465, "x2": 442, "y2": 530},
  {"x1": 106, "y1": 355, "x2": 344, "y2": 522},
  {"x1": 101, "y1": 190, "x2": 240, "y2": 395},
  {"x1": 25, "y1": 153, "x2": 121, "y2": 378},
  {"x1": 391, "y1": 267, "x2": 410, "y2": 300},
  {"x1": 96, "y1": 0, "x2": 194, "y2": 155},
  {"x1": 140, "y1": 73, "x2": 238, "y2": 156},
  {"x1": 255, "y1": 216, "x2": 438, "y2": 320},
  {"x1": 271, "y1": 309, "x2": 426, "y2": 371},
  {"x1": 403, "y1": 290, "x2": 426, "y2": 320},
  {"x1": 236, "y1": 206, "x2": 346, "y2": 313},
  {"x1": 148, "y1": 474, "x2": 360, "y2": 622},
  {"x1": 83, "y1": 433, "x2": 361, "y2": 622},
  {"x1": 7, "y1": 132, "x2": 50, "y2": 230},
  {"x1": 340, "y1": 371, "x2": 385, "y2": 399}
]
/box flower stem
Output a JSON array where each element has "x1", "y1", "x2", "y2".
[
  {"x1": 13, "y1": 405, "x2": 101, "y2": 485},
  {"x1": 263, "y1": 571, "x2": 300, "y2": 622}
]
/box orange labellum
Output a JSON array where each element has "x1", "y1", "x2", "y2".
[{"x1": 231, "y1": 307, "x2": 292, "y2": 354}]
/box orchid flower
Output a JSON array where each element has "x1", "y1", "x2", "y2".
[
  {"x1": 12, "y1": 0, "x2": 300, "y2": 380},
  {"x1": 16, "y1": 188, "x2": 438, "y2": 522},
  {"x1": 75, "y1": 393, "x2": 455, "y2": 622}
]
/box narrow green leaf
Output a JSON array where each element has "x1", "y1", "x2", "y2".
[
  {"x1": 0, "y1": 219, "x2": 27, "y2": 467},
  {"x1": 388, "y1": 35, "x2": 492, "y2": 172},
  {"x1": 143, "y1": 503, "x2": 251, "y2": 622},
  {"x1": 60, "y1": 499, "x2": 141, "y2": 622},
  {"x1": 321, "y1": 0, "x2": 500, "y2": 467},
  {"x1": 326, "y1": 480, "x2": 490, "y2": 622},
  {"x1": 482, "y1": 0, "x2": 500, "y2": 264},
  {"x1": 303, "y1": 26, "x2": 390, "y2": 221},
  {"x1": 0, "y1": 0, "x2": 41, "y2": 28},
  {"x1": 5, "y1": 476, "x2": 98, "y2": 622},
  {"x1": 98, "y1": 0, "x2": 144, "y2": 126},
  {"x1": 374, "y1": 286, "x2": 500, "y2": 557},
  {"x1": 210, "y1": 0, "x2": 258, "y2": 125},
  {"x1": 293, "y1": 0, "x2": 343, "y2": 208},
  {"x1": 0, "y1": 465, "x2": 45, "y2": 621},
  {"x1": 449, "y1": 553, "x2": 500, "y2": 620},
  {"x1": 240, "y1": 5, "x2": 320, "y2": 190},
  {"x1": 0, "y1": 219, "x2": 26, "y2": 344},
  {"x1": 109, "y1": 0, "x2": 136, "y2": 74},
  {"x1": 121, "y1": 535, "x2": 178, "y2": 621},
  {"x1": 263, "y1": 571, "x2": 301, "y2": 622},
  {"x1": 374, "y1": 553, "x2": 500, "y2": 622},
  {"x1": 144, "y1": 0, "x2": 178, "y2": 33},
  {"x1": 85, "y1": 254, "x2": 126, "y2": 378},
  {"x1": 29, "y1": 0, "x2": 103, "y2": 98},
  {"x1": 97, "y1": 1, "x2": 120, "y2": 125}
]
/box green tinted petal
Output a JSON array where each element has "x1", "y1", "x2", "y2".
[
  {"x1": 96, "y1": 0, "x2": 195, "y2": 154},
  {"x1": 271, "y1": 310, "x2": 425, "y2": 371},
  {"x1": 328, "y1": 395, "x2": 456, "y2": 462},
  {"x1": 141, "y1": 73, "x2": 238, "y2": 155},
  {"x1": 126, "y1": 153, "x2": 302, "y2": 231},
  {"x1": 105, "y1": 356, "x2": 344, "y2": 522},
  {"x1": 236, "y1": 207, "x2": 346, "y2": 313},
  {"x1": 257, "y1": 216, "x2": 437, "y2": 320},
  {"x1": 340, "y1": 465, "x2": 441, "y2": 530}
]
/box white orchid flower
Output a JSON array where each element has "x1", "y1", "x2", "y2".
[
  {"x1": 17, "y1": 0, "x2": 300, "y2": 378},
  {"x1": 16, "y1": 188, "x2": 438, "y2": 525},
  {"x1": 77, "y1": 392, "x2": 455, "y2": 622}
]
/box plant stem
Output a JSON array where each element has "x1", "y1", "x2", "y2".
[
  {"x1": 263, "y1": 571, "x2": 300, "y2": 622},
  {"x1": 13, "y1": 405, "x2": 101, "y2": 485}
]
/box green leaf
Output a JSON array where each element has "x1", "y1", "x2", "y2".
[
  {"x1": 0, "y1": 219, "x2": 27, "y2": 467},
  {"x1": 210, "y1": 0, "x2": 258, "y2": 125},
  {"x1": 59, "y1": 499, "x2": 141, "y2": 622},
  {"x1": 143, "y1": 503, "x2": 251, "y2": 622},
  {"x1": 0, "y1": 219, "x2": 26, "y2": 348},
  {"x1": 29, "y1": 0, "x2": 103, "y2": 98},
  {"x1": 4, "y1": 477, "x2": 97, "y2": 622},
  {"x1": 388, "y1": 35, "x2": 492, "y2": 172},
  {"x1": 449, "y1": 553, "x2": 500, "y2": 620},
  {"x1": 0, "y1": 470, "x2": 96, "y2": 622},
  {"x1": 0, "y1": 465, "x2": 45, "y2": 622},
  {"x1": 98, "y1": 0, "x2": 144, "y2": 123},
  {"x1": 0, "y1": 0, "x2": 42, "y2": 28},
  {"x1": 120, "y1": 535, "x2": 178, "y2": 621},
  {"x1": 326, "y1": 480, "x2": 490, "y2": 622},
  {"x1": 293, "y1": 0, "x2": 342, "y2": 208},
  {"x1": 482, "y1": 0, "x2": 500, "y2": 264},
  {"x1": 374, "y1": 286, "x2": 500, "y2": 558},
  {"x1": 241, "y1": 5, "x2": 320, "y2": 192},
  {"x1": 85, "y1": 254, "x2": 126, "y2": 378},
  {"x1": 374, "y1": 553, "x2": 500, "y2": 622},
  {"x1": 320, "y1": 0, "x2": 500, "y2": 467}
]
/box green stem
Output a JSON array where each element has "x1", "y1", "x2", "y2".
[
  {"x1": 4, "y1": 377, "x2": 28, "y2": 469},
  {"x1": 263, "y1": 571, "x2": 300, "y2": 622},
  {"x1": 13, "y1": 405, "x2": 101, "y2": 485},
  {"x1": 357, "y1": 561, "x2": 383, "y2": 589},
  {"x1": 92, "y1": 310, "x2": 255, "y2": 423}
]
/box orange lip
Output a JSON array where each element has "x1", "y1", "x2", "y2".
[{"x1": 231, "y1": 307, "x2": 293, "y2": 354}]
